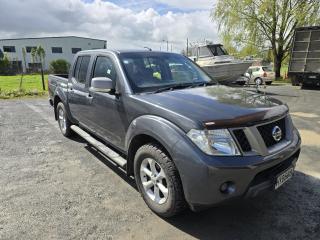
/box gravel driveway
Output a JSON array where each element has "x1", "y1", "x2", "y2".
[{"x1": 0, "y1": 85, "x2": 319, "y2": 240}]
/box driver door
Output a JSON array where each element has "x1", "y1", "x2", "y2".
[{"x1": 86, "y1": 55, "x2": 127, "y2": 149}]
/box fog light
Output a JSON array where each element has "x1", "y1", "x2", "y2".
[{"x1": 220, "y1": 181, "x2": 236, "y2": 194}]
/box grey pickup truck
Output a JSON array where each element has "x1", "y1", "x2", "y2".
[{"x1": 48, "y1": 50, "x2": 301, "y2": 217}]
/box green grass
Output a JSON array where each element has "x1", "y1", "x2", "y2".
[
  {"x1": 0, "y1": 74, "x2": 48, "y2": 99},
  {"x1": 0, "y1": 74, "x2": 48, "y2": 91}
]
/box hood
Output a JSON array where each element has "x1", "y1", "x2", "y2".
[{"x1": 133, "y1": 85, "x2": 288, "y2": 131}]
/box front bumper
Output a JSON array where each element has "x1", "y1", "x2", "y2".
[{"x1": 172, "y1": 128, "x2": 301, "y2": 211}]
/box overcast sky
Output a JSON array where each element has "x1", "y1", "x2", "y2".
[{"x1": 0, "y1": 0, "x2": 218, "y2": 52}]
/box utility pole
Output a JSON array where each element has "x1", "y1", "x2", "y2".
[
  {"x1": 163, "y1": 39, "x2": 169, "y2": 51},
  {"x1": 186, "y1": 38, "x2": 189, "y2": 56}
]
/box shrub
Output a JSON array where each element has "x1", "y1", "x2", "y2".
[
  {"x1": 49, "y1": 59, "x2": 70, "y2": 74},
  {"x1": 0, "y1": 57, "x2": 10, "y2": 75}
]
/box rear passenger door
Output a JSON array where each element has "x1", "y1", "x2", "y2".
[{"x1": 68, "y1": 55, "x2": 92, "y2": 125}]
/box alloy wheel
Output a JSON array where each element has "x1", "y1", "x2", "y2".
[
  {"x1": 140, "y1": 158, "x2": 169, "y2": 205},
  {"x1": 58, "y1": 108, "x2": 67, "y2": 132}
]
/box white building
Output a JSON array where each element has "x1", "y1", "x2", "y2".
[{"x1": 0, "y1": 36, "x2": 106, "y2": 72}]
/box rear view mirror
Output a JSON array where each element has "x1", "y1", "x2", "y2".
[{"x1": 90, "y1": 77, "x2": 113, "y2": 93}]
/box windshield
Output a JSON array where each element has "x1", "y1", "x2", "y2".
[
  {"x1": 119, "y1": 52, "x2": 214, "y2": 93},
  {"x1": 208, "y1": 45, "x2": 229, "y2": 56}
]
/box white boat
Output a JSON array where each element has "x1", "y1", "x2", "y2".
[{"x1": 189, "y1": 44, "x2": 252, "y2": 84}]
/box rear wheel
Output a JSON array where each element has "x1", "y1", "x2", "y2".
[
  {"x1": 134, "y1": 143, "x2": 186, "y2": 217},
  {"x1": 266, "y1": 81, "x2": 272, "y2": 85},
  {"x1": 255, "y1": 77, "x2": 263, "y2": 85},
  {"x1": 56, "y1": 102, "x2": 72, "y2": 137}
]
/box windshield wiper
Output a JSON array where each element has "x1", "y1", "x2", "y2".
[
  {"x1": 187, "y1": 81, "x2": 217, "y2": 88},
  {"x1": 153, "y1": 81, "x2": 217, "y2": 93},
  {"x1": 153, "y1": 83, "x2": 194, "y2": 93}
]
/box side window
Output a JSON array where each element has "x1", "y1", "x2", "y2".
[
  {"x1": 73, "y1": 56, "x2": 82, "y2": 79},
  {"x1": 93, "y1": 56, "x2": 117, "y2": 82},
  {"x1": 199, "y1": 47, "x2": 211, "y2": 58},
  {"x1": 77, "y1": 56, "x2": 91, "y2": 84}
]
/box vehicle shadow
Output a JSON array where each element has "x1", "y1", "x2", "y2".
[
  {"x1": 84, "y1": 145, "x2": 138, "y2": 191},
  {"x1": 70, "y1": 134, "x2": 87, "y2": 144},
  {"x1": 164, "y1": 171, "x2": 320, "y2": 240},
  {"x1": 81, "y1": 144, "x2": 319, "y2": 239}
]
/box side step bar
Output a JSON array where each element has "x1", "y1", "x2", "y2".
[{"x1": 70, "y1": 125, "x2": 127, "y2": 168}]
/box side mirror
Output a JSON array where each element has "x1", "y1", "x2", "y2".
[{"x1": 90, "y1": 77, "x2": 113, "y2": 93}]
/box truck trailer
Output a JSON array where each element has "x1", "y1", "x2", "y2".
[{"x1": 288, "y1": 26, "x2": 320, "y2": 88}]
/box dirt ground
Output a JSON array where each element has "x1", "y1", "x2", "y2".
[{"x1": 0, "y1": 85, "x2": 319, "y2": 240}]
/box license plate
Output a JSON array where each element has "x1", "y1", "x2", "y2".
[
  {"x1": 309, "y1": 75, "x2": 316, "y2": 79},
  {"x1": 275, "y1": 167, "x2": 294, "y2": 190}
]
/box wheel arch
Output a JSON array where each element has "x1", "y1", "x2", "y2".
[
  {"x1": 53, "y1": 95, "x2": 62, "y2": 120},
  {"x1": 125, "y1": 115, "x2": 185, "y2": 177},
  {"x1": 126, "y1": 133, "x2": 173, "y2": 176}
]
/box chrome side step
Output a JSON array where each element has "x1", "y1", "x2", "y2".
[{"x1": 70, "y1": 125, "x2": 127, "y2": 168}]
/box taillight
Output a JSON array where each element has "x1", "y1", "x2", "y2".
[{"x1": 263, "y1": 72, "x2": 267, "y2": 77}]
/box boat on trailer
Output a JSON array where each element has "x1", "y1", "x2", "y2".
[{"x1": 188, "y1": 43, "x2": 252, "y2": 85}]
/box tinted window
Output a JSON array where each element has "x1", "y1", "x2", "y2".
[
  {"x1": 77, "y1": 56, "x2": 90, "y2": 84},
  {"x1": 26, "y1": 46, "x2": 36, "y2": 53},
  {"x1": 199, "y1": 47, "x2": 211, "y2": 57},
  {"x1": 52, "y1": 47, "x2": 63, "y2": 53},
  {"x1": 72, "y1": 48, "x2": 81, "y2": 54},
  {"x1": 3, "y1": 46, "x2": 15, "y2": 52},
  {"x1": 93, "y1": 56, "x2": 117, "y2": 81}
]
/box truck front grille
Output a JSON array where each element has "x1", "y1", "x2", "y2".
[
  {"x1": 257, "y1": 117, "x2": 286, "y2": 148},
  {"x1": 233, "y1": 129, "x2": 252, "y2": 152}
]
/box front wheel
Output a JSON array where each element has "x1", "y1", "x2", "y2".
[
  {"x1": 134, "y1": 143, "x2": 186, "y2": 217},
  {"x1": 56, "y1": 102, "x2": 72, "y2": 137}
]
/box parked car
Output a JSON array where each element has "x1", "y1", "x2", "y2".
[
  {"x1": 245, "y1": 66, "x2": 275, "y2": 85},
  {"x1": 48, "y1": 50, "x2": 301, "y2": 217}
]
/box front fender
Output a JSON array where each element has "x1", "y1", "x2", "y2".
[
  {"x1": 125, "y1": 115, "x2": 208, "y2": 204},
  {"x1": 125, "y1": 115, "x2": 186, "y2": 154}
]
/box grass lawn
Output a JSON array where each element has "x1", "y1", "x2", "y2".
[
  {"x1": 0, "y1": 74, "x2": 48, "y2": 91},
  {"x1": 0, "y1": 74, "x2": 48, "y2": 99}
]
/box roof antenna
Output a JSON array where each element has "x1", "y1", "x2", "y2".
[{"x1": 144, "y1": 47, "x2": 152, "y2": 51}]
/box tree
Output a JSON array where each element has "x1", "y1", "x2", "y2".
[
  {"x1": 36, "y1": 46, "x2": 46, "y2": 90},
  {"x1": 0, "y1": 54, "x2": 10, "y2": 75},
  {"x1": 19, "y1": 47, "x2": 27, "y2": 89},
  {"x1": 31, "y1": 47, "x2": 38, "y2": 64},
  {"x1": 213, "y1": 0, "x2": 320, "y2": 78},
  {"x1": 49, "y1": 59, "x2": 70, "y2": 74}
]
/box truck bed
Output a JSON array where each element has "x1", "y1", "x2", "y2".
[{"x1": 48, "y1": 74, "x2": 69, "y2": 103}]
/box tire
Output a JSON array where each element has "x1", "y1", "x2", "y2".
[
  {"x1": 266, "y1": 81, "x2": 272, "y2": 85},
  {"x1": 134, "y1": 143, "x2": 186, "y2": 217},
  {"x1": 291, "y1": 76, "x2": 300, "y2": 86},
  {"x1": 255, "y1": 78, "x2": 263, "y2": 85},
  {"x1": 56, "y1": 102, "x2": 72, "y2": 137}
]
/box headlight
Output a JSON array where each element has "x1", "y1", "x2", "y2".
[{"x1": 187, "y1": 129, "x2": 240, "y2": 156}]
